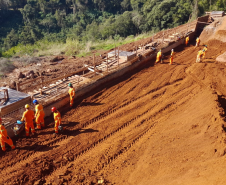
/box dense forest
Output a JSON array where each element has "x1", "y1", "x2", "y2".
[{"x1": 0, "y1": 0, "x2": 225, "y2": 56}]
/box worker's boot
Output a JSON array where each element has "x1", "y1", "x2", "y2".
[
  {"x1": 1, "y1": 146, "x2": 6, "y2": 152},
  {"x1": 41, "y1": 123, "x2": 45, "y2": 128},
  {"x1": 11, "y1": 145, "x2": 15, "y2": 150}
]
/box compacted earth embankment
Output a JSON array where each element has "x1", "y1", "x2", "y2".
[{"x1": 1, "y1": 21, "x2": 226, "y2": 184}]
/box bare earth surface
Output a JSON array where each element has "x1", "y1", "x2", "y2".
[{"x1": 2, "y1": 21, "x2": 226, "y2": 184}]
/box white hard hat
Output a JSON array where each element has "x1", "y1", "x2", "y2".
[{"x1": 172, "y1": 49, "x2": 174, "y2": 51}]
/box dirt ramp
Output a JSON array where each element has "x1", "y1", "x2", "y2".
[
  {"x1": 200, "y1": 16, "x2": 226, "y2": 44},
  {"x1": 216, "y1": 52, "x2": 226, "y2": 62}
]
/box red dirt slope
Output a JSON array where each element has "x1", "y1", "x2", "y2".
[{"x1": 1, "y1": 39, "x2": 226, "y2": 184}]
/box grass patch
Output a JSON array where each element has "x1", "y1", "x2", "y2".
[
  {"x1": 0, "y1": 58, "x2": 15, "y2": 76},
  {"x1": 2, "y1": 31, "x2": 154, "y2": 58}
]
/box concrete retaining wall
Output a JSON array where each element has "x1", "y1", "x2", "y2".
[
  {"x1": 39, "y1": 31, "x2": 196, "y2": 119},
  {"x1": 6, "y1": 31, "x2": 197, "y2": 138}
]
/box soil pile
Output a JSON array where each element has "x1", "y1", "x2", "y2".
[
  {"x1": 200, "y1": 16, "x2": 226, "y2": 44},
  {"x1": 1, "y1": 31, "x2": 226, "y2": 185}
]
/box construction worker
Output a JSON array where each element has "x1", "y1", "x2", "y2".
[
  {"x1": 196, "y1": 49, "x2": 204, "y2": 63},
  {"x1": 51, "y1": 107, "x2": 61, "y2": 134},
  {"x1": 0, "y1": 118, "x2": 15, "y2": 152},
  {"x1": 185, "y1": 36, "x2": 189, "y2": 46},
  {"x1": 33, "y1": 99, "x2": 45, "y2": 129},
  {"x1": 155, "y1": 49, "x2": 162, "y2": 64},
  {"x1": 68, "y1": 83, "x2": 75, "y2": 107},
  {"x1": 169, "y1": 49, "x2": 175, "y2": 65},
  {"x1": 202, "y1": 45, "x2": 208, "y2": 59},
  {"x1": 196, "y1": 37, "x2": 200, "y2": 47},
  {"x1": 21, "y1": 104, "x2": 35, "y2": 136}
]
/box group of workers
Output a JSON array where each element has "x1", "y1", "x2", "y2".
[
  {"x1": 155, "y1": 49, "x2": 175, "y2": 65},
  {"x1": 0, "y1": 82, "x2": 76, "y2": 152},
  {"x1": 155, "y1": 35, "x2": 207, "y2": 65}
]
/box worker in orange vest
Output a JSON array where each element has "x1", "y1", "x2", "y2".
[
  {"x1": 155, "y1": 50, "x2": 162, "y2": 64},
  {"x1": 196, "y1": 49, "x2": 204, "y2": 63},
  {"x1": 169, "y1": 49, "x2": 175, "y2": 65},
  {"x1": 51, "y1": 107, "x2": 62, "y2": 134},
  {"x1": 196, "y1": 37, "x2": 200, "y2": 47},
  {"x1": 68, "y1": 83, "x2": 75, "y2": 107},
  {"x1": 185, "y1": 36, "x2": 189, "y2": 46},
  {"x1": 0, "y1": 118, "x2": 15, "y2": 151},
  {"x1": 33, "y1": 99, "x2": 45, "y2": 129},
  {"x1": 202, "y1": 45, "x2": 207, "y2": 59},
  {"x1": 21, "y1": 104, "x2": 35, "y2": 136}
]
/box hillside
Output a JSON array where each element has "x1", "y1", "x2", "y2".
[
  {"x1": 0, "y1": 0, "x2": 225, "y2": 57},
  {"x1": 1, "y1": 16, "x2": 226, "y2": 185}
]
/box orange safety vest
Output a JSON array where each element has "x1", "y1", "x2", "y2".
[
  {"x1": 21, "y1": 109, "x2": 34, "y2": 123},
  {"x1": 68, "y1": 87, "x2": 75, "y2": 97},
  {"x1": 171, "y1": 51, "x2": 175, "y2": 57},
  {"x1": 0, "y1": 125, "x2": 8, "y2": 138},
  {"x1": 35, "y1": 104, "x2": 45, "y2": 117},
  {"x1": 203, "y1": 47, "x2": 207, "y2": 52},
  {"x1": 197, "y1": 50, "x2": 203, "y2": 57},
  {"x1": 157, "y1": 51, "x2": 162, "y2": 58},
  {"x1": 54, "y1": 110, "x2": 61, "y2": 122},
  {"x1": 196, "y1": 38, "x2": 200, "y2": 43}
]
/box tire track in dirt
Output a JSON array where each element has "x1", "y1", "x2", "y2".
[
  {"x1": 2, "y1": 38, "x2": 218, "y2": 184},
  {"x1": 45, "y1": 91, "x2": 193, "y2": 184},
  {"x1": 1, "y1": 76, "x2": 189, "y2": 184}
]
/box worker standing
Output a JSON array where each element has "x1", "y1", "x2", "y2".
[
  {"x1": 169, "y1": 49, "x2": 175, "y2": 65},
  {"x1": 33, "y1": 99, "x2": 45, "y2": 129},
  {"x1": 155, "y1": 50, "x2": 162, "y2": 64},
  {"x1": 68, "y1": 83, "x2": 75, "y2": 107},
  {"x1": 0, "y1": 118, "x2": 15, "y2": 151},
  {"x1": 51, "y1": 107, "x2": 61, "y2": 134},
  {"x1": 21, "y1": 104, "x2": 35, "y2": 136},
  {"x1": 202, "y1": 45, "x2": 208, "y2": 59},
  {"x1": 185, "y1": 36, "x2": 189, "y2": 46},
  {"x1": 196, "y1": 49, "x2": 204, "y2": 63},
  {"x1": 196, "y1": 37, "x2": 200, "y2": 47}
]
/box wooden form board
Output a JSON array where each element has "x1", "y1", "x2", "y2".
[
  {"x1": 17, "y1": 67, "x2": 88, "y2": 92},
  {"x1": 0, "y1": 96, "x2": 31, "y2": 116}
]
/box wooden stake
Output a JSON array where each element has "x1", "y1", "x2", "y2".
[
  {"x1": 115, "y1": 45, "x2": 116, "y2": 60},
  {"x1": 83, "y1": 61, "x2": 85, "y2": 76},
  {"x1": 93, "y1": 54, "x2": 96, "y2": 73},
  {"x1": 40, "y1": 73, "x2": 43, "y2": 95},
  {"x1": 107, "y1": 55, "x2": 109, "y2": 72},
  {"x1": 16, "y1": 82, "x2": 19, "y2": 91},
  {"x1": 117, "y1": 47, "x2": 119, "y2": 68}
]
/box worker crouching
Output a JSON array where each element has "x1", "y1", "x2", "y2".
[
  {"x1": 0, "y1": 118, "x2": 15, "y2": 151},
  {"x1": 68, "y1": 83, "x2": 75, "y2": 107},
  {"x1": 52, "y1": 107, "x2": 62, "y2": 134},
  {"x1": 21, "y1": 104, "x2": 35, "y2": 136},
  {"x1": 196, "y1": 50, "x2": 204, "y2": 63},
  {"x1": 202, "y1": 45, "x2": 208, "y2": 59},
  {"x1": 33, "y1": 99, "x2": 45, "y2": 129}
]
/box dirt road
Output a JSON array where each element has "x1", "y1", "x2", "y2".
[{"x1": 1, "y1": 38, "x2": 226, "y2": 185}]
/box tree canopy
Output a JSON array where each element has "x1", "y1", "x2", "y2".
[{"x1": 0, "y1": 0, "x2": 225, "y2": 54}]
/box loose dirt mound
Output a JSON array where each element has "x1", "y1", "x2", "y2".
[
  {"x1": 216, "y1": 51, "x2": 226, "y2": 62},
  {"x1": 1, "y1": 32, "x2": 226, "y2": 184},
  {"x1": 200, "y1": 16, "x2": 226, "y2": 44}
]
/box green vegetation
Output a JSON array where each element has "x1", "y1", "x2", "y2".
[
  {"x1": 0, "y1": 58, "x2": 16, "y2": 76},
  {"x1": 0, "y1": 0, "x2": 225, "y2": 57}
]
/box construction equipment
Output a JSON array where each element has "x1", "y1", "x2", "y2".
[{"x1": 11, "y1": 120, "x2": 25, "y2": 136}]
